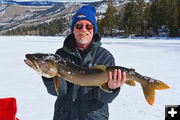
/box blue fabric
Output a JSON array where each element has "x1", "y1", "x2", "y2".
[{"x1": 71, "y1": 5, "x2": 97, "y2": 34}]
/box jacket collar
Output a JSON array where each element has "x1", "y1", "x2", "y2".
[{"x1": 63, "y1": 33, "x2": 101, "y2": 56}]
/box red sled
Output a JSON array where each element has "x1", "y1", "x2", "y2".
[{"x1": 0, "y1": 97, "x2": 19, "y2": 120}]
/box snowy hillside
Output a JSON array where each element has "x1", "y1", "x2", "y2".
[
  {"x1": 0, "y1": 36, "x2": 179, "y2": 120},
  {"x1": 0, "y1": 0, "x2": 60, "y2": 6},
  {"x1": 0, "y1": 0, "x2": 132, "y2": 34}
]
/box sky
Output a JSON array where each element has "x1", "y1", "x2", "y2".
[{"x1": 0, "y1": 36, "x2": 179, "y2": 120}]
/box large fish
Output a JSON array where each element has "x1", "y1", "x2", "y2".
[{"x1": 24, "y1": 53, "x2": 169, "y2": 106}]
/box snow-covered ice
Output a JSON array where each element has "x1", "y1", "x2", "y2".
[{"x1": 0, "y1": 36, "x2": 179, "y2": 120}]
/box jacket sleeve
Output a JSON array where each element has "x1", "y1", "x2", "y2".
[
  {"x1": 95, "y1": 87, "x2": 120, "y2": 103},
  {"x1": 94, "y1": 48, "x2": 120, "y2": 103}
]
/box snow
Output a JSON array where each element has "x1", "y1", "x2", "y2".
[
  {"x1": 0, "y1": 10, "x2": 5, "y2": 16},
  {"x1": 96, "y1": 3, "x2": 107, "y2": 13},
  {"x1": 0, "y1": 36, "x2": 180, "y2": 120}
]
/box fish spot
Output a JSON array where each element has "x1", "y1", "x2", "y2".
[{"x1": 149, "y1": 79, "x2": 154, "y2": 83}]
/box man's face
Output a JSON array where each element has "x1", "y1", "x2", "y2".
[{"x1": 73, "y1": 20, "x2": 94, "y2": 49}]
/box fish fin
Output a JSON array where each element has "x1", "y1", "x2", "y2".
[
  {"x1": 100, "y1": 83, "x2": 112, "y2": 93},
  {"x1": 125, "y1": 80, "x2": 136, "y2": 86},
  {"x1": 153, "y1": 80, "x2": 170, "y2": 90},
  {"x1": 142, "y1": 85, "x2": 155, "y2": 106},
  {"x1": 91, "y1": 65, "x2": 106, "y2": 72},
  {"x1": 53, "y1": 76, "x2": 61, "y2": 96},
  {"x1": 141, "y1": 78, "x2": 170, "y2": 106}
]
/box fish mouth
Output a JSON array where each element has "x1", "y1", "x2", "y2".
[
  {"x1": 24, "y1": 58, "x2": 38, "y2": 70},
  {"x1": 24, "y1": 54, "x2": 38, "y2": 69}
]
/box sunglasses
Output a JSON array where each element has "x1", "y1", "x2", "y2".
[{"x1": 74, "y1": 24, "x2": 94, "y2": 30}]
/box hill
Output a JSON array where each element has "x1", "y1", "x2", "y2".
[{"x1": 0, "y1": 0, "x2": 125, "y2": 35}]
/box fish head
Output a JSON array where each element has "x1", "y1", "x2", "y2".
[{"x1": 24, "y1": 53, "x2": 58, "y2": 78}]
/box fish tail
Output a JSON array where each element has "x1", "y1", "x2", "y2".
[{"x1": 141, "y1": 77, "x2": 170, "y2": 106}]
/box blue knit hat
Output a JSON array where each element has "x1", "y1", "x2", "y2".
[{"x1": 71, "y1": 5, "x2": 97, "y2": 34}]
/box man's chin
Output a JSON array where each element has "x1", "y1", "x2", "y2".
[
  {"x1": 78, "y1": 41, "x2": 89, "y2": 45},
  {"x1": 77, "y1": 38, "x2": 89, "y2": 45}
]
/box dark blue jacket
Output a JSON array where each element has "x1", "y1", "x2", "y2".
[{"x1": 42, "y1": 33, "x2": 120, "y2": 120}]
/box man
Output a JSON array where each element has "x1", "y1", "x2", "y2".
[{"x1": 42, "y1": 5, "x2": 126, "y2": 120}]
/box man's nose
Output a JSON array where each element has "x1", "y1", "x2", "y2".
[{"x1": 81, "y1": 25, "x2": 88, "y2": 31}]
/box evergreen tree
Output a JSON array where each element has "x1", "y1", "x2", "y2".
[
  {"x1": 151, "y1": 0, "x2": 163, "y2": 34},
  {"x1": 134, "y1": 0, "x2": 146, "y2": 36},
  {"x1": 178, "y1": 0, "x2": 180, "y2": 29},
  {"x1": 102, "y1": 2, "x2": 117, "y2": 36},
  {"x1": 168, "y1": 0, "x2": 179, "y2": 36},
  {"x1": 144, "y1": 3, "x2": 152, "y2": 30},
  {"x1": 123, "y1": 1, "x2": 136, "y2": 36},
  {"x1": 116, "y1": 10, "x2": 124, "y2": 35},
  {"x1": 97, "y1": 18, "x2": 104, "y2": 35}
]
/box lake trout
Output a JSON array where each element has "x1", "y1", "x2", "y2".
[{"x1": 24, "y1": 53, "x2": 170, "y2": 106}]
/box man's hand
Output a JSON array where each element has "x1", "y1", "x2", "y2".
[{"x1": 108, "y1": 69, "x2": 126, "y2": 90}]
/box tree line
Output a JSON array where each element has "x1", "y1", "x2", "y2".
[
  {"x1": 4, "y1": 0, "x2": 180, "y2": 37},
  {"x1": 98, "y1": 0, "x2": 180, "y2": 37},
  {"x1": 4, "y1": 18, "x2": 67, "y2": 36}
]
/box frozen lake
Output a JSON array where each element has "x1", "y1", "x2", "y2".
[{"x1": 0, "y1": 36, "x2": 179, "y2": 120}]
